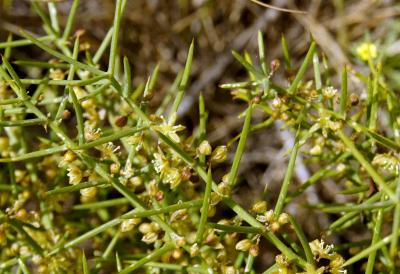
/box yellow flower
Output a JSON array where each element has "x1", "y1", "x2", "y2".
[
  {"x1": 152, "y1": 118, "x2": 185, "y2": 143},
  {"x1": 67, "y1": 165, "x2": 83, "y2": 185},
  {"x1": 356, "y1": 42, "x2": 377, "y2": 61}
]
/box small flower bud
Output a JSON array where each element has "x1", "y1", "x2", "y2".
[
  {"x1": 249, "y1": 244, "x2": 259, "y2": 257},
  {"x1": 265, "y1": 210, "x2": 274, "y2": 222},
  {"x1": 80, "y1": 187, "x2": 97, "y2": 200},
  {"x1": 67, "y1": 166, "x2": 82, "y2": 185},
  {"x1": 211, "y1": 146, "x2": 228, "y2": 164},
  {"x1": 129, "y1": 176, "x2": 143, "y2": 187},
  {"x1": 224, "y1": 233, "x2": 238, "y2": 246},
  {"x1": 164, "y1": 167, "x2": 182, "y2": 188},
  {"x1": 235, "y1": 239, "x2": 252, "y2": 251},
  {"x1": 271, "y1": 222, "x2": 280, "y2": 232},
  {"x1": 139, "y1": 223, "x2": 152, "y2": 234},
  {"x1": 150, "y1": 223, "x2": 160, "y2": 232},
  {"x1": 210, "y1": 192, "x2": 222, "y2": 206},
  {"x1": 309, "y1": 145, "x2": 322, "y2": 156},
  {"x1": 336, "y1": 163, "x2": 346, "y2": 173},
  {"x1": 270, "y1": 59, "x2": 280, "y2": 73},
  {"x1": 63, "y1": 150, "x2": 77, "y2": 163},
  {"x1": 170, "y1": 209, "x2": 188, "y2": 222},
  {"x1": 172, "y1": 249, "x2": 183, "y2": 260},
  {"x1": 49, "y1": 68, "x2": 65, "y2": 80},
  {"x1": 208, "y1": 205, "x2": 216, "y2": 217},
  {"x1": 278, "y1": 213, "x2": 289, "y2": 225},
  {"x1": 322, "y1": 86, "x2": 338, "y2": 99},
  {"x1": 81, "y1": 98, "x2": 95, "y2": 109},
  {"x1": 120, "y1": 218, "x2": 140, "y2": 232},
  {"x1": 110, "y1": 163, "x2": 121, "y2": 174},
  {"x1": 280, "y1": 112, "x2": 289, "y2": 121},
  {"x1": 171, "y1": 233, "x2": 185, "y2": 247},
  {"x1": 223, "y1": 266, "x2": 238, "y2": 274},
  {"x1": 0, "y1": 137, "x2": 9, "y2": 151},
  {"x1": 252, "y1": 201, "x2": 267, "y2": 214},
  {"x1": 272, "y1": 97, "x2": 282, "y2": 108},
  {"x1": 217, "y1": 182, "x2": 231, "y2": 197},
  {"x1": 197, "y1": 140, "x2": 212, "y2": 156},
  {"x1": 190, "y1": 243, "x2": 199, "y2": 257},
  {"x1": 142, "y1": 232, "x2": 158, "y2": 244}
]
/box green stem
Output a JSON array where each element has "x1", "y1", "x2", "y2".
[
  {"x1": 119, "y1": 242, "x2": 175, "y2": 274},
  {"x1": 228, "y1": 105, "x2": 253, "y2": 187},
  {"x1": 337, "y1": 130, "x2": 397, "y2": 202},
  {"x1": 196, "y1": 168, "x2": 213, "y2": 243},
  {"x1": 274, "y1": 137, "x2": 299, "y2": 217}
]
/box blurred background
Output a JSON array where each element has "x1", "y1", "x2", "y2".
[{"x1": 1, "y1": 0, "x2": 400, "y2": 269}]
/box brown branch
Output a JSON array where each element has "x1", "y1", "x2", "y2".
[{"x1": 250, "y1": 0, "x2": 307, "y2": 14}]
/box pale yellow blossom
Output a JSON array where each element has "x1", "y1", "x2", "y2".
[{"x1": 356, "y1": 42, "x2": 377, "y2": 61}]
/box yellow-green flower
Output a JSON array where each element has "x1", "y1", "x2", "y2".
[{"x1": 356, "y1": 42, "x2": 377, "y2": 61}]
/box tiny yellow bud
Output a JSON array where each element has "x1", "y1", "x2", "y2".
[{"x1": 67, "y1": 166, "x2": 82, "y2": 185}]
